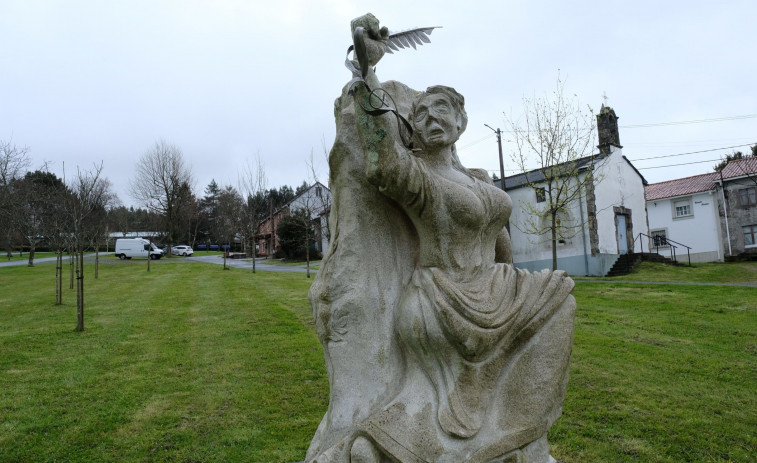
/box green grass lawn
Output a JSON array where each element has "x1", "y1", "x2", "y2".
[
  {"x1": 575, "y1": 261, "x2": 757, "y2": 284},
  {"x1": 0, "y1": 261, "x2": 755, "y2": 462},
  {"x1": 0, "y1": 261, "x2": 325, "y2": 462},
  {"x1": 553, "y1": 282, "x2": 756, "y2": 461}
]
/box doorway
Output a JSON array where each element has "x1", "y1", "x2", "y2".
[{"x1": 616, "y1": 215, "x2": 627, "y2": 253}]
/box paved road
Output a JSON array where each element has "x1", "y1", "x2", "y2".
[
  {"x1": 0, "y1": 253, "x2": 318, "y2": 274},
  {"x1": 0, "y1": 254, "x2": 70, "y2": 267}
]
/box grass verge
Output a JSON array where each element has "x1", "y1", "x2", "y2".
[
  {"x1": 574, "y1": 261, "x2": 757, "y2": 284},
  {"x1": 0, "y1": 261, "x2": 754, "y2": 462}
]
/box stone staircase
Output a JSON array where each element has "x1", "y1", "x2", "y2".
[{"x1": 605, "y1": 252, "x2": 681, "y2": 277}]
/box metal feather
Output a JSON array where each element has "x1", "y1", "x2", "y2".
[{"x1": 384, "y1": 26, "x2": 440, "y2": 54}]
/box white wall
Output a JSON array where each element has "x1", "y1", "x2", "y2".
[
  {"x1": 646, "y1": 191, "x2": 722, "y2": 262},
  {"x1": 593, "y1": 147, "x2": 648, "y2": 254},
  {"x1": 509, "y1": 176, "x2": 588, "y2": 264},
  {"x1": 508, "y1": 147, "x2": 648, "y2": 275},
  {"x1": 289, "y1": 183, "x2": 332, "y2": 254},
  {"x1": 290, "y1": 183, "x2": 332, "y2": 219}
]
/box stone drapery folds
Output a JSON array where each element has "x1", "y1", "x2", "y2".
[{"x1": 305, "y1": 14, "x2": 576, "y2": 463}]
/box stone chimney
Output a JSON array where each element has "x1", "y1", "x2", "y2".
[{"x1": 596, "y1": 105, "x2": 622, "y2": 154}]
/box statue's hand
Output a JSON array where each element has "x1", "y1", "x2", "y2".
[{"x1": 351, "y1": 13, "x2": 388, "y2": 67}]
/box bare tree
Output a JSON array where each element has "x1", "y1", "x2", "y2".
[
  {"x1": 46, "y1": 192, "x2": 71, "y2": 305},
  {"x1": 67, "y1": 164, "x2": 115, "y2": 331},
  {"x1": 506, "y1": 75, "x2": 599, "y2": 270},
  {"x1": 130, "y1": 141, "x2": 193, "y2": 255},
  {"x1": 0, "y1": 140, "x2": 30, "y2": 258},
  {"x1": 308, "y1": 146, "x2": 332, "y2": 245},
  {"x1": 239, "y1": 156, "x2": 267, "y2": 273}
]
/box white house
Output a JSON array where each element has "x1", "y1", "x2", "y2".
[
  {"x1": 645, "y1": 173, "x2": 722, "y2": 263},
  {"x1": 497, "y1": 106, "x2": 648, "y2": 276},
  {"x1": 645, "y1": 156, "x2": 757, "y2": 262}
]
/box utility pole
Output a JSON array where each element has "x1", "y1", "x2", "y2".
[
  {"x1": 268, "y1": 196, "x2": 274, "y2": 259},
  {"x1": 718, "y1": 169, "x2": 732, "y2": 257},
  {"x1": 484, "y1": 124, "x2": 506, "y2": 191},
  {"x1": 485, "y1": 124, "x2": 510, "y2": 231}
]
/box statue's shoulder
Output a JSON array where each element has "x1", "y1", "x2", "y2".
[
  {"x1": 469, "y1": 168, "x2": 493, "y2": 184},
  {"x1": 379, "y1": 81, "x2": 420, "y2": 120}
]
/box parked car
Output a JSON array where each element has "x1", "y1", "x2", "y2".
[{"x1": 171, "y1": 245, "x2": 194, "y2": 256}]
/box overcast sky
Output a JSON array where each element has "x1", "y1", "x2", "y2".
[{"x1": 2, "y1": 0, "x2": 755, "y2": 207}]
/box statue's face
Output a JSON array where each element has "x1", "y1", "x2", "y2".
[{"x1": 413, "y1": 94, "x2": 460, "y2": 149}]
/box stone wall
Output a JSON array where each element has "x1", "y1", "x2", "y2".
[{"x1": 718, "y1": 179, "x2": 757, "y2": 256}]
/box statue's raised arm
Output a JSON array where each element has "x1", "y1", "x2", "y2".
[{"x1": 304, "y1": 13, "x2": 577, "y2": 463}]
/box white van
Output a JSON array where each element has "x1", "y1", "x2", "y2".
[{"x1": 115, "y1": 238, "x2": 165, "y2": 260}]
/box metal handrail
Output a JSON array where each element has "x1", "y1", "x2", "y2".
[
  {"x1": 634, "y1": 232, "x2": 678, "y2": 259},
  {"x1": 634, "y1": 232, "x2": 692, "y2": 266}
]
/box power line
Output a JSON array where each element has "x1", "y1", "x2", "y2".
[
  {"x1": 458, "y1": 133, "x2": 496, "y2": 151},
  {"x1": 479, "y1": 113, "x2": 755, "y2": 136},
  {"x1": 629, "y1": 143, "x2": 756, "y2": 162},
  {"x1": 636, "y1": 158, "x2": 721, "y2": 170},
  {"x1": 477, "y1": 142, "x2": 755, "y2": 174},
  {"x1": 626, "y1": 137, "x2": 756, "y2": 146},
  {"x1": 620, "y1": 114, "x2": 757, "y2": 129}
]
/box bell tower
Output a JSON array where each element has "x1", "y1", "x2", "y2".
[{"x1": 596, "y1": 105, "x2": 622, "y2": 154}]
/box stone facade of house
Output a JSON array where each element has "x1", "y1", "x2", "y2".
[{"x1": 716, "y1": 159, "x2": 757, "y2": 258}]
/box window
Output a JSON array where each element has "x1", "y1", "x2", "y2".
[
  {"x1": 744, "y1": 225, "x2": 757, "y2": 247},
  {"x1": 738, "y1": 187, "x2": 756, "y2": 207},
  {"x1": 673, "y1": 198, "x2": 692, "y2": 218},
  {"x1": 535, "y1": 187, "x2": 546, "y2": 203},
  {"x1": 315, "y1": 186, "x2": 322, "y2": 198},
  {"x1": 650, "y1": 229, "x2": 668, "y2": 248}
]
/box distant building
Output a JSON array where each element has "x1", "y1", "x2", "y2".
[
  {"x1": 646, "y1": 157, "x2": 757, "y2": 261},
  {"x1": 718, "y1": 158, "x2": 757, "y2": 258},
  {"x1": 645, "y1": 172, "x2": 722, "y2": 262},
  {"x1": 257, "y1": 182, "x2": 332, "y2": 257},
  {"x1": 107, "y1": 231, "x2": 164, "y2": 247},
  {"x1": 496, "y1": 106, "x2": 648, "y2": 276}
]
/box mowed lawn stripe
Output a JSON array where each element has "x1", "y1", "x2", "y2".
[
  {"x1": 1, "y1": 261, "x2": 755, "y2": 462},
  {"x1": 551, "y1": 283, "x2": 756, "y2": 462},
  {"x1": 0, "y1": 262, "x2": 327, "y2": 462}
]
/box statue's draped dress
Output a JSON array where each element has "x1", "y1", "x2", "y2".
[{"x1": 306, "y1": 81, "x2": 575, "y2": 463}]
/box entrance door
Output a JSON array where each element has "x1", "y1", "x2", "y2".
[{"x1": 616, "y1": 214, "x2": 628, "y2": 253}]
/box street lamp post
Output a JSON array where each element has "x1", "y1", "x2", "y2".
[{"x1": 484, "y1": 124, "x2": 506, "y2": 191}]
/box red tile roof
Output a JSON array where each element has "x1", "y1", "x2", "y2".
[
  {"x1": 719, "y1": 157, "x2": 757, "y2": 180},
  {"x1": 645, "y1": 157, "x2": 757, "y2": 201},
  {"x1": 645, "y1": 172, "x2": 717, "y2": 200}
]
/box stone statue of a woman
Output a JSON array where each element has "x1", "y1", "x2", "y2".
[{"x1": 306, "y1": 14, "x2": 576, "y2": 463}]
